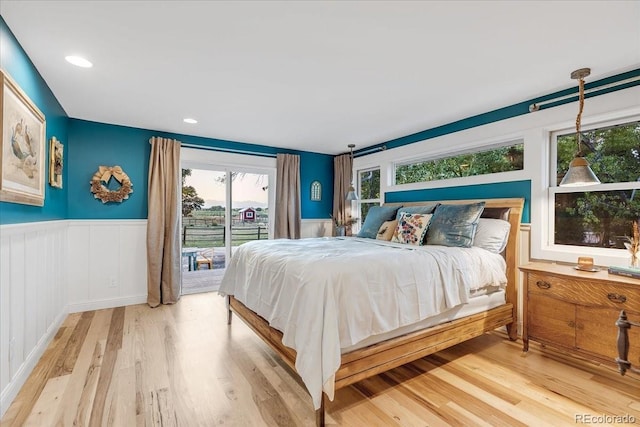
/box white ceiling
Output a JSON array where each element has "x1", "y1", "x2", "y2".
[{"x1": 1, "y1": 1, "x2": 639, "y2": 155}]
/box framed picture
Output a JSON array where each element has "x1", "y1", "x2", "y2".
[
  {"x1": 49, "y1": 136, "x2": 63, "y2": 188},
  {"x1": 0, "y1": 69, "x2": 46, "y2": 206}
]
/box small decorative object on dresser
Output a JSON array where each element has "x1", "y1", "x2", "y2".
[
  {"x1": 575, "y1": 256, "x2": 599, "y2": 272},
  {"x1": 624, "y1": 220, "x2": 640, "y2": 268},
  {"x1": 520, "y1": 262, "x2": 640, "y2": 373}
]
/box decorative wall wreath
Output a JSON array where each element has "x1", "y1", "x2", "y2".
[{"x1": 90, "y1": 165, "x2": 133, "y2": 203}]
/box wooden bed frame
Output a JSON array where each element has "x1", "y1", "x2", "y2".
[{"x1": 226, "y1": 197, "x2": 524, "y2": 425}]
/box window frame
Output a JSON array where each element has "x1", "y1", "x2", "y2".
[
  {"x1": 545, "y1": 114, "x2": 640, "y2": 263},
  {"x1": 355, "y1": 166, "x2": 382, "y2": 226},
  {"x1": 393, "y1": 139, "x2": 525, "y2": 186}
]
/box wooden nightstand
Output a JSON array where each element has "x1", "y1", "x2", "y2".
[{"x1": 520, "y1": 262, "x2": 640, "y2": 369}]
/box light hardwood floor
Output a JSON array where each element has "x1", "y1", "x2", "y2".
[{"x1": 2, "y1": 292, "x2": 639, "y2": 426}]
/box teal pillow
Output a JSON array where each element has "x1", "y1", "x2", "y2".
[
  {"x1": 394, "y1": 203, "x2": 439, "y2": 221},
  {"x1": 426, "y1": 202, "x2": 486, "y2": 247},
  {"x1": 357, "y1": 205, "x2": 400, "y2": 239}
]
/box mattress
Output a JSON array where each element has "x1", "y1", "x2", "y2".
[{"x1": 341, "y1": 289, "x2": 506, "y2": 353}]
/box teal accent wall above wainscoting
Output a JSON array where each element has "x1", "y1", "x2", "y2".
[
  {"x1": 385, "y1": 180, "x2": 531, "y2": 223},
  {"x1": 67, "y1": 119, "x2": 334, "y2": 220},
  {"x1": 0, "y1": 17, "x2": 69, "y2": 224},
  {"x1": 67, "y1": 120, "x2": 153, "y2": 219}
]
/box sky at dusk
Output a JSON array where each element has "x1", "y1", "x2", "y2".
[{"x1": 184, "y1": 169, "x2": 268, "y2": 208}]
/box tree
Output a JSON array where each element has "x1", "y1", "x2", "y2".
[
  {"x1": 555, "y1": 122, "x2": 640, "y2": 248},
  {"x1": 395, "y1": 144, "x2": 523, "y2": 185},
  {"x1": 181, "y1": 169, "x2": 204, "y2": 216},
  {"x1": 182, "y1": 186, "x2": 204, "y2": 216}
]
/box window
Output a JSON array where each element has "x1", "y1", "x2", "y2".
[
  {"x1": 395, "y1": 141, "x2": 523, "y2": 185},
  {"x1": 550, "y1": 119, "x2": 640, "y2": 249},
  {"x1": 357, "y1": 167, "x2": 380, "y2": 221}
]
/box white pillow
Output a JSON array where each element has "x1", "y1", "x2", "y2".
[{"x1": 473, "y1": 218, "x2": 511, "y2": 254}]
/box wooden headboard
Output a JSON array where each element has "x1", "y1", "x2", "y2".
[{"x1": 385, "y1": 197, "x2": 525, "y2": 339}]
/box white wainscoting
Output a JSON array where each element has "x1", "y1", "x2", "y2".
[
  {"x1": 0, "y1": 221, "x2": 67, "y2": 416},
  {"x1": 301, "y1": 219, "x2": 333, "y2": 238},
  {"x1": 1, "y1": 218, "x2": 531, "y2": 417},
  {"x1": 67, "y1": 220, "x2": 148, "y2": 313}
]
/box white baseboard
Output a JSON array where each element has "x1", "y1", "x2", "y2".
[{"x1": 68, "y1": 295, "x2": 148, "y2": 314}]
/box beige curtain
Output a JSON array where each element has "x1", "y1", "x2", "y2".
[
  {"x1": 333, "y1": 153, "x2": 353, "y2": 235},
  {"x1": 274, "y1": 153, "x2": 301, "y2": 239},
  {"x1": 147, "y1": 137, "x2": 181, "y2": 307}
]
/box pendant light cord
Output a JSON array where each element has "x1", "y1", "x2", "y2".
[{"x1": 575, "y1": 77, "x2": 585, "y2": 156}]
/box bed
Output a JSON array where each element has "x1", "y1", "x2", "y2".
[{"x1": 220, "y1": 197, "x2": 524, "y2": 425}]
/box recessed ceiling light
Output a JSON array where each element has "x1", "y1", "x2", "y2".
[
  {"x1": 65, "y1": 55, "x2": 93, "y2": 68},
  {"x1": 183, "y1": 118, "x2": 198, "y2": 124}
]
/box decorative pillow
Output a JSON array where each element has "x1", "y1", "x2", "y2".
[
  {"x1": 394, "y1": 202, "x2": 439, "y2": 221},
  {"x1": 473, "y1": 218, "x2": 511, "y2": 254},
  {"x1": 391, "y1": 213, "x2": 433, "y2": 245},
  {"x1": 357, "y1": 205, "x2": 400, "y2": 239},
  {"x1": 376, "y1": 220, "x2": 398, "y2": 241},
  {"x1": 426, "y1": 202, "x2": 486, "y2": 247}
]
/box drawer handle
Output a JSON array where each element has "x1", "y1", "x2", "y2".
[
  {"x1": 607, "y1": 293, "x2": 627, "y2": 304},
  {"x1": 536, "y1": 280, "x2": 551, "y2": 289}
]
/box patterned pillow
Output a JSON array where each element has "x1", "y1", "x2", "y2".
[
  {"x1": 394, "y1": 203, "x2": 439, "y2": 221},
  {"x1": 426, "y1": 202, "x2": 486, "y2": 247},
  {"x1": 391, "y1": 213, "x2": 433, "y2": 245},
  {"x1": 376, "y1": 220, "x2": 398, "y2": 241},
  {"x1": 357, "y1": 205, "x2": 400, "y2": 239}
]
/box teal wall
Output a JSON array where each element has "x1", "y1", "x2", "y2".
[
  {"x1": 385, "y1": 180, "x2": 531, "y2": 223},
  {"x1": 67, "y1": 119, "x2": 334, "y2": 220},
  {"x1": 0, "y1": 17, "x2": 69, "y2": 224}
]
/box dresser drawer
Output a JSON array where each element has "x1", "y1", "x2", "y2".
[{"x1": 528, "y1": 273, "x2": 640, "y2": 314}]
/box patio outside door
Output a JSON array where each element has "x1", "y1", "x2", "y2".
[{"x1": 180, "y1": 167, "x2": 272, "y2": 294}]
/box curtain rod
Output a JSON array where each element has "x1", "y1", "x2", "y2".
[
  {"x1": 354, "y1": 145, "x2": 387, "y2": 157},
  {"x1": 181, "y1": 143, "x2": 277, "y2": 158},
  {"x1": 529, "y1": 75, "x2": 640, "y2": 112}
]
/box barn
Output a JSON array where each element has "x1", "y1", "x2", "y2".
[{"x1": 238, "y1": 207, "x2": 256, "y2": 222}]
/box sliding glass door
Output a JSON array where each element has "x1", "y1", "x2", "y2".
[{"x1": 180, "y1": 148, "x2": 276, "y2": 294}]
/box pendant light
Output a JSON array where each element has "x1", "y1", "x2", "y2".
[
  {"x1": 559, "y1": 68, "x2": 601, "y2": 187},
  {"x1": 345, "y1": 144, "x2": 359, "y2": 201}
]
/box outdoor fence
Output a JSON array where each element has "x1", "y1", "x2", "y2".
[{"x1": 182, "y1": 225, "x2": 269, "y2": 247}]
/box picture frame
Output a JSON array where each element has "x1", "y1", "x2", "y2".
[
  {"x1": 49, "y1": 136, "x2": 63, "y2": 188},
  {"x1": 311, "y1": 180, "x2": 322, "y2": 201},
  {"x1": 0, "y1": 69, "x2": 46, "y2": 206}
]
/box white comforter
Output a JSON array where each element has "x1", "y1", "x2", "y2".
[{"x1": 218, "y1": 237, "x2": 507, "y2": 409}]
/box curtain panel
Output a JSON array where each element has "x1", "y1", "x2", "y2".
[
  {"x1": 332, "y1": 153, "x2": 352, "y2": 235},
  {"x1": 274, "y1": 153, "x2": 301, "y2": 239},
  {"x1": 147, "y1": 137, "x2": 181, "y2": 307}
]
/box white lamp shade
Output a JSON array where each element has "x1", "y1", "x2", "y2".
[{"x1": 345, "y1": 185, "x2": 358, "y2": 201}]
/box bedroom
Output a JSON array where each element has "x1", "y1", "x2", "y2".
[{"x1": 1, "y1": 1, "x2": 639, "y2": 425}]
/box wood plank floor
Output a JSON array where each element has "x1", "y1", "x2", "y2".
[{"x1": 2, "y1": 292, "x2": 639, "y2": 426}]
